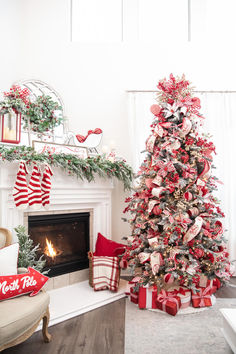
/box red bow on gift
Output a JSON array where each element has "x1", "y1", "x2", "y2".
[
  {"x1": 157, "y1": 290, "x2": 180, "y2": 311},
  {"x1": 76, "y1": 128, "x2": 103, "y2": 143},
  {"x1": 178, "y1": 287, "x2": 188, "y2": 295}
]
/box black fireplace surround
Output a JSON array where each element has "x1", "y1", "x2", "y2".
[{"x1": 28, "y1": 212, "x2": 90, "y2": 277}]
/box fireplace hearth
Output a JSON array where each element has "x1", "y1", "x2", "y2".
[{"x1": 28, "y1": 212, "x2": 90, "y2": 277}]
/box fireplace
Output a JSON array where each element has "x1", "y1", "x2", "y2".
[{"x1": 28, "y1": 212, "x2": 90, "y2": 277}]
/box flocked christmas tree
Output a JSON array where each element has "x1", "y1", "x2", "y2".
[
  {"x1": 122, "y1": 74, "x2": 231, "y2": 291},
  {"x1": 15, "y1": 225, "x2": 47, "y2": 273}
]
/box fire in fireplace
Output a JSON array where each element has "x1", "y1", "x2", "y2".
[{"x1": 28, "y1": 212, "x2": 90, "y2": 277}]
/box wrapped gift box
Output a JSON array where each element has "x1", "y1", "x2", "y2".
[
  {"x1": 156, "y1": 290, "x2": 181, "y2": 316},
  {"x1": 125, "y1": 276, "x2": 141, "y2": 296},
  {"x1": 191, "y1": 287, "x2": 212, "y2": 308},
  {"x1": 175, "y1": 287, "x2": 191, "y2": 309},
  {"x1": 138, "y1": 286, "x2": 159, "y2": 309},
  {"x1": 213, "y1": 278, "x2": 221, "y2": 290},
  {"x1": 167, "y1": 286, "x2": 191, "y2": 309},
  {"x1": 211, "y1": 278, "x2": 221, "y2": 294},
  {"x1": 130, "y1": 287, "x2": 139, "y2": 304}
]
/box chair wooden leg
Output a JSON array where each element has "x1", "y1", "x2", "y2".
[{"x1": 42, "y1": 307, "x2": 52, "y2": 343}]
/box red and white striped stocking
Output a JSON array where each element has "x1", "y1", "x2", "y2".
[
  {"x1": 13, "y1": 161, "x2": 29, "y2": 209},
  {"x1": 28, "y1": 163, "x2": 42, "y2": 209},
  {"x1": 41, "y1": 164, "x2": 53, "y2": 209}
]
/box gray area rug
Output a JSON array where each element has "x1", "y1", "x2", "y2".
[{"x1": 125, "y1": 298, "x2": 236, "y2": 354}]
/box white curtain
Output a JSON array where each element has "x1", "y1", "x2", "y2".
[{"x1": 128, "y1": 91, "x2": 236, "y2": 260}]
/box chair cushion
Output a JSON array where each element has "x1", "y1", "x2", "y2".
[
  {"x1": 0, "y1": 291, "x2": 49, "y2": 346},
  {"x1": 0, "y1": 243, "x2": 19, "y2": 275}
]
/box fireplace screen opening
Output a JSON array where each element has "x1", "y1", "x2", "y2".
[{"x1": 28, "y1": 212, "x2": 90, "y2": 277}]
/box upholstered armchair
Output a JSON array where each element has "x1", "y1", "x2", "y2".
[{"x1": 0, "y1": 227, "x2": 51, "y2": 352}]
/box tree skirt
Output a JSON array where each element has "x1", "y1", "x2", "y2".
[
  {"x1": 148, "y1": 295, "x2": 216, "y2": 315},
  {"x1": 125, "y1": 298, "x2": 235, "y2": 354}
]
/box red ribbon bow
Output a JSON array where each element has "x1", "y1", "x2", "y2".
[
  {"x1": 157, "y1": 290, "x2": 179, "y2": 311},
  {"x1": 76, "y1": 128, "x2": 103, "y2": 143},
  {"x1": 192, "y1": 286, "x2": 211, "y2": 306}
]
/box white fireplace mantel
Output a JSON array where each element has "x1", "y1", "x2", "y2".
[{"x1": 0, "y1": 161, "x2": 114, "y2": 249}]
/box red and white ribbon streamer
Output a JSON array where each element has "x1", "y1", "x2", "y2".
[{"x1": 183, "y1": 216, "x2": 203, "y2": 243}]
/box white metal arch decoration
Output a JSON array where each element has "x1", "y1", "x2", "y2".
[
  {"x1": 16, "y1": 79, "x2": 65, "y2": 145},
  {"x1": 16, "y1": 79, "x2": 65, "y2": 114}
]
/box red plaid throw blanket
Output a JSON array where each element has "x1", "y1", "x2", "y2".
[{"x1": 92, "y1": 256, "x2": 120, "y2": 292}]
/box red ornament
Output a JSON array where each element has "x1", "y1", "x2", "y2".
[
  {"x1": 0, "y1": 267, "x2": 49, "y2": 301},
  {"x1": 164, "y1": 273, "x2": 174, "y2": 284},
  {"x1": 194, "y1": 248, "x2": 204, "y2": 259},
  {"x1": 153, "y1": 205, "x2": 162, "y2": 215},
  {"x1": 150, "y1": 104, "x2": 161, "y2": 116},
  {"x1": 184, "y1": 192, "x2": 193, "y2": 201}
]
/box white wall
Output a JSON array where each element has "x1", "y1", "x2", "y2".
[
  {"x1": 0, "y1": 0, "x2": 24, "y2": 89},
  {"x1": 1, "y1": 0, "x2": 236, "y2": 243}
]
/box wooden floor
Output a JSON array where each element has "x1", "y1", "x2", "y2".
[
  {"x1": 3, "y1": 298, "x2": 126, "y2": 354},
  {"x1": 3, "y1": 278, "x2": 236, "y2": 354}
]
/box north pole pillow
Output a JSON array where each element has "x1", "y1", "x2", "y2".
[
  {"x1": 0, "y1": 267, "x2": 49, "y2": 301},
  {"x1": 94, "y1": 233, "x2": 126, "y2": 257},
  {"x1": 0, "y1": 243, "x2": 19, "y2": 275}
]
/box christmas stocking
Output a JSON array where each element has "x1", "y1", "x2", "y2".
[
  {"x1": 13, "y1": 161, "x2": 29, "y2": 209},
  {"x1": 41, "y1": 164, "x2": 53, "y2": 209},
  {"x1": 28, "y1": 163, "x2": 42, "y2": 209}
]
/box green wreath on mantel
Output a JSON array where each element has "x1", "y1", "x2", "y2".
[{"x1": 0, "y1": 145, "x2": 133, "y2": 190}]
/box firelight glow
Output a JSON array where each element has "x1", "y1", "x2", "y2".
[{"x1": 45, "y1": 238, "x2": 57, "y2": 259}]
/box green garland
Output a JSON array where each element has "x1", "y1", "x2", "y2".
[{"x1": 0, "y1": 145, "x2": 133, "y2": 190}]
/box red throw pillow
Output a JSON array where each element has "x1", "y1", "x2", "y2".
[
  {"x1": 0, "y1": 267, "x2": 49, "y2": 301},
  {"x1": 94, "y1": 233, "x2": 126, "y2": 257}
]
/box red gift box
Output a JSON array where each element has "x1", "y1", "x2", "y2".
[
  {"x1": 211, "y1": 278, "x2": 221, "y2": 294},
  {"x1": 138, "y1": 286, "x2": 158, "y2": 309},
  {"x1": 125, "y1": 276, "x2": 141, "y2": 296},
  {"x1": 213, "y1": 278, "x2": 221, "y2": 290},
  {"x1": 156, "y1": 290, "x2": 181, "y2": 316},
  {"x1": 211, "y1": 285, "x2": 217, "y2": 294},
  {"x1": 169, "y1": 287, "x2": 191, "y2": 309},
  {"x1": 191, "y1": 286, "x2": 212, "y2": 308},
  {"x1": 130, "y1": 287, "x2": 139, "y2": 304}
]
